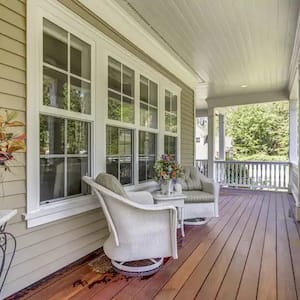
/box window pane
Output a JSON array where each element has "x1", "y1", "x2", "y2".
[
  {"x1": 106, "y1": 126, "x2": 119, "y2": 155},
  {"x1": 140, "y1": 75, "x2": 148, "y2": 103},
  {"x1": 106, "y1": 157, "x2": 119, "y2": 179},
  {"x1": 67, "y1": 120, "x2": 89, "y2": 154},
  {"x1": 119, "y1": 128, "x2": 132, "y2": 156},
  {"x1": 120, "y1": 158, "x2": 133, "y2": 185},
  {"x1": 123, "y1": 65, "x2": 134, "y2": 97},
  {"x1": 165, "y1": 112, "x2": 171, "y2": 132},
  {"x1": 139, "y1": 131, "x2": 145, "y2": 155},
  {"x1": 149, "y1": 107, "x2": 158, "y2": 129},
  {"x1": 108, "y1": 91, "x2": 121, "y2": 121},
  {"x1": 123, "y1": 96, "x2": 134, "y2": 123},
  {"x1": 139, "y1": 131, "x2": 156, "y2": 155},
  {"x1": 43, "y1": 19, "x2": 67, "y2": 70},
  {"x1": 165, "y1": 90, "x2": 171, "y2": 112},
  {"x1": 149, "y1": 81, "x2": 158, "y2": 106},
  {"x1": 40, "y1": 115, "x2": 64, "y2": 155},
  {"x1": 70, "y1": 34, "x2": 91, "y2": 80},
  {"x1": 67, "y1": 157, "x2": 89, "y2": 196},
  {"x1": 108, "y1": 57, "x2": 121, "y2": 92},
  {"x1": 147, "y1": 158, "x2": 155, "y2": 180},
  {"x1": 106, "y1": 126, "x2": 133, "y2": 185},
  {"x1": 43, "y1": 67, "x2": 67, "y2": 109},
  {"x1": 139, "y1": 131, "x2": 156, "y2": 182},
  {"x1": 164, "y1": 135, "x2": 177, "y2": 157},
  {"x1": 170, "y1": 115, "x2": 177, "y2": 133},
  {"x1": 172, "y1": 95, "x2": 177, "y2": 113},
  {"x1": 40, "y1": 158, "x2": 64, "y2": 202},
  {"x1": 140, "y1": 103, "x2": 148, "y2": 127},
  {"x1": 70, "y1": 77, "x2": 91, "y2": 114}
]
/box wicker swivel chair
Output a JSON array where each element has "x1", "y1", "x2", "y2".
[{"x1": 83, "y1": 173, "x2": 178, "y2": 275}]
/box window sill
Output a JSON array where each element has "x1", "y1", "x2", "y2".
[{"x1": 24, "y1": 195, "x2": 100, "y2": 228}]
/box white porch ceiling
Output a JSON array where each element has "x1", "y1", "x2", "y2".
[{"x1": 114, "y1": 0, "x2": 300, "y2": 108}]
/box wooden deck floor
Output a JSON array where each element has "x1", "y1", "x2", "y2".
[{"x1": 13, "y1": 189, "x2": 300, "y2": 300}]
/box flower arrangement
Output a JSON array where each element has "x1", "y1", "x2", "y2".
[
  {"x1": 154, "y1": 154, "x2": 183, "y2": 183},
  {"x1": 0, "y1": 110, "x2": 26, "y2": 170}
]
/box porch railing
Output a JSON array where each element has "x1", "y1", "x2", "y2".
[
  {"x1": 196, "y1": 159, "x2": 289, "y2": 191},
  {"x1": 195, "y1": 159, "x2": 209, "y2": 177}
]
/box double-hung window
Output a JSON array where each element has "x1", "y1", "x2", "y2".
[
  {"x1": 40, "y1": 19, "x2": 92, "y2": 203},
  {"x1": 107, "y1": 57, "x2": 135, "y2": 184},
  {"x1": 138, "y1": 75, "x2": 158, "y2": 182}
]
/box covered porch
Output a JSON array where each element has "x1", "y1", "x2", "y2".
[
  {"x1": 1, "y1": 0, "x2": 300, "y2": 298},
  {"x1": 11, "y1": 189, "x2": 300, "y2": 300}
]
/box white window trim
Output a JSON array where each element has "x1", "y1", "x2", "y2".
[
  {"x1": 26, "y1": 0, "x2": 99, "y2": 228},
  {"x1": 26, "y1": 0, "x2": 182, "y2": 228}
]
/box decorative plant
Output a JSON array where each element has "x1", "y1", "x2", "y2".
[
  {"x1": 0, "y1": 110, "x2": 26, "y2": 170},
  {"x1": 154, "y1": 154, "x2": 183, "y2": 183}
]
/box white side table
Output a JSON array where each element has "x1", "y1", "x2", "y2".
[{"x1": 152, "y1": 193, "x2": 187, "y2": 237}]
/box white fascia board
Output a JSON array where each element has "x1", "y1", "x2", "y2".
[{"x1": 78, "y1": 0, "x2": 199, "y2": 89}]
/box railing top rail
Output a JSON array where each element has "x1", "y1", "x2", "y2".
[{"x1": 212, "y1": 160, "x2": 290, "y2": 165}]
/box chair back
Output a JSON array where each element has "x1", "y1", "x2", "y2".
[
  {"x1": 180, "y1": 166, "x2": 203, "y2": 190},
  {"x1": 83, "y1": 176, "x2": 124, "y2": 246},
  {"x1": 83, "y1": 175, "x2": 146, "y2": 247}
]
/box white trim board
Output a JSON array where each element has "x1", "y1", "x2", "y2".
[{"x1": 206, "y1": 90, "x2": 289, "y2": 109}]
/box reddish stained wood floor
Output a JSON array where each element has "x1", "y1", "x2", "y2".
[{"x1": 15, "y1": 189, "x2": 300, "y2": 300}]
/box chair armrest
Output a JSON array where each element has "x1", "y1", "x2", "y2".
[{"x1": 127, "y1": 191, "x2": 154, "y2": 205}]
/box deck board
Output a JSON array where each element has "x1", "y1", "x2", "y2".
[
  {"x1": 215, "y1": 194, "x2": 263, "y2": 300},
  {"x1": 236, "y1": 193, "x2": 270, "y2": 300},
  {"x1": 256, "y1": 192, "x2": 277, "y2": 300},
  {"x1": 276, "y1": 193, "x2": 297, "y2": 300},
  {"x1": 10, "y1": 190, "x2": 300, "y2": 300},
  {"x1": 197, "y1": 194, "x2": 262, "y2": 300},
  {"x1": 173, "y1": 195, "x2": 253, "y2": 299}
]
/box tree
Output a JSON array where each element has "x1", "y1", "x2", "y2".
[{"x1": 226, "y1": 102, "x2": 289, "y2": 161}]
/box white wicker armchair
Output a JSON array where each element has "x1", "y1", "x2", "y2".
[
  {"x1": 179, "y1": 166, "x2": 219, "y2": 225},
  {"x1": 82, "y1": 173, "x2": 178, "y2": 275}
]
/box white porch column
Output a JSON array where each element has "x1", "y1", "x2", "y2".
[
  {"x1": 219, "y1": 113, "x2": 225, "y2": 160},
  {"x1": 289, "y1": 100, "x2": 297, "y2": 164},
  {"x1": 296, "y1": 66, "x2": 300, "y2": 220},
  {"x1": 207, "y1": 107, "x2": 215, "y2": 179}
]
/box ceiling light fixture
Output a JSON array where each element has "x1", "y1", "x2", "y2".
[{"x1": 241, "y1": 84, "x2": 248, "y2": 88}]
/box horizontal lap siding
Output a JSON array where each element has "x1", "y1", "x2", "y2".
[
  {"x1": 1, "y1": 0, "x2": 194, "y2": 297},
  {"x1": 181, "y1": 89, "x2": 195, "y2": 165},
  {"x1": 0, "y1": 1, "x2": 108, "y2": 298}
]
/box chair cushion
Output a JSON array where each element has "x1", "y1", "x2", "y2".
[
  {"x1": 183, "y1": 190, "x2": 214, "y2": 203},
  {"x1": 180, "y1": 166, "x2": 203, "y2": 191},
  {"x1": 95, "y1": 173, "x2": 128, "y2": 198}
]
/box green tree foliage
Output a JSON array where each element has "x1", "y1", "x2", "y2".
[{"x1": 227, "y1": 102, "x2": 289, "y2": 161}]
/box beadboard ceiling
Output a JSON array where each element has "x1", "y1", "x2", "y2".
[{"x1": 114, "y1": 0, "x2": 300, "y2": 108}]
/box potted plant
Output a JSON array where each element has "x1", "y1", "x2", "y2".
[
  {"x1": 154, "y1": 154, "x2": 183, "y2": 195},
  {"x1": 0, "y1": 110, "x2": 26, "y2": 171}
]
